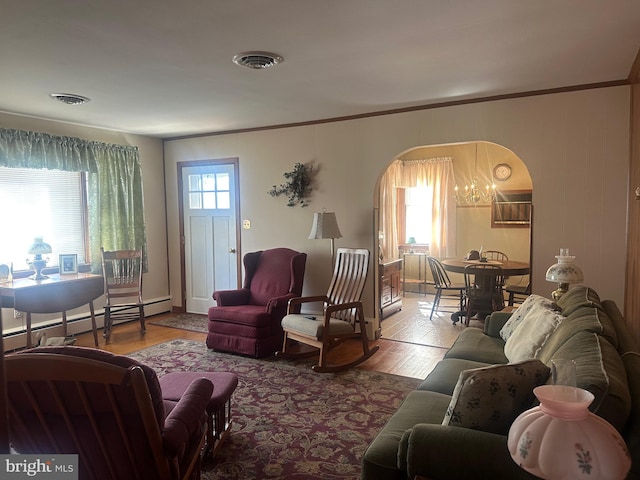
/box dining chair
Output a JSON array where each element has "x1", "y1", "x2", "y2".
[
  {"x1": 277, "y1": 247, "x2": 379, "y2": 372},
  {"x1": 506, "y1": 283, "x2": 531, "y2": 306},
  {"x1": 427, "y1": 256, "x2": 466, "y2": 323},
  {"x1": 463, "y1": 264, "x2": 505, "y2": 326},
  {"x1": 101, "y1": 247, "x2": 145, "y2": 342},
  {"x1": 483, "y1": 250, "x2": 509, "y2": 262}
]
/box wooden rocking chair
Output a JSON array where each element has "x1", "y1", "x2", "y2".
[{"x1": 276, "y1": 248, "x2": 379, "y2": 372}]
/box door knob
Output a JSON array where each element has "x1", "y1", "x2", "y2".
[{"x1": 229, "y1": 248, "x2": 236, "y2": 253}]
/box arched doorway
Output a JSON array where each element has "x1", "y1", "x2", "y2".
[{"x1": 375, "y1": 141, "x2": 533, "y2": 346}]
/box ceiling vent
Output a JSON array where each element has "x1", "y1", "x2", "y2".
[
  {"x1": 49, "y1": 93, "x2": 91, "y2": 105},
  {"x1": 232, "y1": 51, "x2": 283, "y2": 69}
]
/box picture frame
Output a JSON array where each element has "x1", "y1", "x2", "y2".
[{"x1": 59, "y1": 254, "x2": 78, "y2": 274}]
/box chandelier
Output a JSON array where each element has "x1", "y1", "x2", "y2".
[{"x1": 455, "y1": 143, "x2": 497, "y2": 205}]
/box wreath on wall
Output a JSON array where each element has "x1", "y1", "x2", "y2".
[{"x1": 268, "y1": 162, "x2": 313, "y2": 207}]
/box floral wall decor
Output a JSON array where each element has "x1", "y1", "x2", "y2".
[{"x1": 268, "y1": 162, "x2": 313, "y2": 207}]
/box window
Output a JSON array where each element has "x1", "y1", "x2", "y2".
[
  {"x1": 0, "y1": 167, "x2": 87, "y2": 271},
  {"x1": 404, "y1": 186, "x2": 433, "y2": 244},
  {"x1": 188, "y1": 172, "x2": 230, "y2": 209}
]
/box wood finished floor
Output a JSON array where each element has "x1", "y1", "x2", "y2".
[{"x1": 74, "y1": 293, "x2": 467, "y2": 379}]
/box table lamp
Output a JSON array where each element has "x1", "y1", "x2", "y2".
[
  {"x1": 27, "y1": 236, "x2": 52, "y2": 280},
  {"x1": 545, "y1": 248, "x2": 584, "y2": 300},
  {"x1": 508, "y1": 384, "x2": 631, "y2": 479},
  {"x1": 308, "y1": 210, "x2": 342, "y2": 265}
]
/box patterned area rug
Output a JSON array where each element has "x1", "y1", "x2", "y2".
[
  {"x1": 129, "y1": 339, "x2": 419, "y2": 480},
  {"x1": 149, "y1": 313, "x2": 208, "y2": 333}
]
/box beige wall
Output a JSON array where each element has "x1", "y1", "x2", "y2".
[
  {"x1": 165, "y1": 86, "x2": 631, "y2": 334},
  {"x1": 0, "y1": 85, "x2": 631, "y2": 341},
  {"x1": 0, "y1": 112, "x2": 168, "y2": 343}
]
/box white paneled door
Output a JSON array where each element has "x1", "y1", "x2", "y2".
[{"x1": 182, "y1": 163, "x2": 238, "y2": 314}]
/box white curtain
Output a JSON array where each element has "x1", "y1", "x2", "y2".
[{"x1": 380, "y1": 157, "x2": 456, "y2": 259}]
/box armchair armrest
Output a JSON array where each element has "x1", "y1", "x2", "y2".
[
  {"x1": 399, "y1": 424, "x2": 537, "y2": 480},
  {"x1": 266, "y1": 292, "x2": 298, "y2": 313},
  {"x1": 162, "y1": 377, "x2": 213, "y2": 458},
  {"x1": 213, "y1": 288, "x2": 250, "y2": 306},
  {"x1": 483, "y1": 311, "x2": 513, "y2": 337}
]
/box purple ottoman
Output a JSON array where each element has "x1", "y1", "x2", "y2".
[{"x1": 160, "y1": 371, "x2": 239, "y2": 457}]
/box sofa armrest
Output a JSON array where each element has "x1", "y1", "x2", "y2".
[
  {"x1": 162, "y1": 377, "x2": 213, "y2": 458},
  {"x1": 399, "y1": 424, "x2": 538, "y2": 480},
  {"x1": 483, "y1": 311, "x2": 513, "y2": 337},
  {"x1": 213, "y1": 288, "x2": 250, "y2": 306}
]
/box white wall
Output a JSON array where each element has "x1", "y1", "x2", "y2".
[
  {"x1": 0, "y1": 112, "x2": 168, "y2": 347},
  {"x1": 165, "y1": 86, "x2": 630, "y2": 333}
]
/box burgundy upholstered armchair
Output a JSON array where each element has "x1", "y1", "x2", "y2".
[
  {"x1": 7, "y1": 346, "x2": 212, "y2": 480},
  {"x1": 207, "y1": 247, "x2": 307, "y2": 358}
]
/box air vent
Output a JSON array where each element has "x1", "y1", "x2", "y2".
[
  {"x1": 232, "y1": 51, "x2": 283, "y2": 69},
  {"x1": 50, "y1": 93, "x2": 91, "y2": 105}
]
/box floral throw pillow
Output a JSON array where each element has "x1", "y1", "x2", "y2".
[
  {"x1": 500, "y1": 294, "x2": 559, "y2": 341},
  {"x1": 442, "y1": 360, "x2": 550, "y2": 435}
]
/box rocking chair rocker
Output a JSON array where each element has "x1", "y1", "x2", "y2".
[{"x1": 276, "y1": 248, "x2": 379, "y2": 372}]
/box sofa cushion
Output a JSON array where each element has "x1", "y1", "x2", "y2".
[
  {"x1": 556, "y1": 286, "x2": 602, "y2": 317},
  {"x1": 546, "y1": 332, "x2": 631, "y2": 431},
  {"x1": 442, "y1": 360, "x2": 550, "y2": 435},
  {"x1": 418, "y1": 358, "x2": 492, "y2": 395},
  {"x1": 361, "y1": 390, "x2": 451, "y2": 479},
  {"x1": 504, "y1": 307, "x2": 564, "y2": 362},
  {"x1": 536, "y1": 306, "x2": 619, "y2": 362},
  {"x1": 499, "y1": 294, "x2": 558, "y2": 341},
  {"x1": 444, "y1": 327, "x2": 508, "y2": 364}
]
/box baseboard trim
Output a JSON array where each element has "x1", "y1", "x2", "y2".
[{"x1": 2, "y1": 296, "x2": 172, "y2": 352}]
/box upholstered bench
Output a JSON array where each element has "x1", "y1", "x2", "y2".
[{"x1": 160, "y1": 371, "x2": 239, "y2": 457}]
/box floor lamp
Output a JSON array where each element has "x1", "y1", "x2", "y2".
[{"x1": 308, "y1": 211, "x2": 342, "y2": 265}]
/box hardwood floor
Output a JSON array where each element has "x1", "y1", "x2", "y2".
[{"x1": 73, "y1": 298, "x2": 455, "y2": 379}]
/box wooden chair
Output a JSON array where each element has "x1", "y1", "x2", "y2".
[
  {"x1": 276, "y1": 248, "x2": 379, "y2": 372},
  {"x1": 6, "y1": 347, "x2": 213, "y2": 480},
  {"x1": 101, "y1": 248, "x2": 145, "y2": 342},
  {"x1": 506, "y1": 283, "x2": 531, "y2": 306},
  {"x1": 483, "y1": 250, "x2": 509, "y2": 262},
  {"x1": 427, "y1": 256, "x2": 466, "y2": 323},
  {"x1": 463, "y1": 264, "x2": 505, "y2": 326}
]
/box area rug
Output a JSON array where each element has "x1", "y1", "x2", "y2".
[
  {"x1": 129, "y1": 339, "x2": 419, "y2": 480},
  {"x1": 149, "y1": 313, "x2": 208, "y2": 333}
]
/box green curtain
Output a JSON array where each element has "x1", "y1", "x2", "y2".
[{"x1": 0, "y1": 128, "x2": 146, "y2": 269}]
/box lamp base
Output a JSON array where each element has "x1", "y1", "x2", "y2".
[
  {"x1": 28, "y1": 258, "x2": 49, "y2": 281},
  {"x1": 551, "y1": 282, "x2": 570, "y2": 301}
]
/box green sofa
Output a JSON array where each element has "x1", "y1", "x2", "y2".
[{"x1": 361, "y1": 287, "x2": 640, "y2": 479}]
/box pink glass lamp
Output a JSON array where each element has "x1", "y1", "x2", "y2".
[{"x1": 508, "y1": 385, "x2": 631, "y2": 480}]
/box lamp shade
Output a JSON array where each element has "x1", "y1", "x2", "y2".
[
  {"x1": 28, "y1": 237, "x2": 52, "y2": 256},
  {"x1": 545, "y1": 249, "x2": 584, "y2": 284},
  {"x1": 508, "y1": 385, "x2": 631, "y2": 480},
  {"x1": 308, "y1": 212, "x2": 342, "y2": 240}
]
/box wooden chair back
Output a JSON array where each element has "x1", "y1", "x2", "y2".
[
  {"x1": 5, "y1": 353, "x2": 173, "y2": 480},
  {"x1": 483, "y1": 250, "x2": 509, "y2": 262},
  {"x1": 101, "y1": 248, "x2": 144, "y2": 304},
  {"x1": 326, "y1": 248, "x2": 370, "y2": 323},
  {"x1": 427, "y1": 256, "x2": 453, "y2": 288}
]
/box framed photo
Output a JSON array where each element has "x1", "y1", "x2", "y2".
[{"x1": 59, "y1": 254, "x2": 78, "y2": 274}]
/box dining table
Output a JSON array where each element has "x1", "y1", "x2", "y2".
[
  {"x1": 440, "y1": 258, "x2": 530, "y2": 276},
  {"x1": 440, "y1": 258, "x2": 530, "y2": 323}
]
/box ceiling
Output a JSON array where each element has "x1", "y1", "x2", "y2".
[{"x1": 2, "y1": 1, "x2": 639, "y2": 139}]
